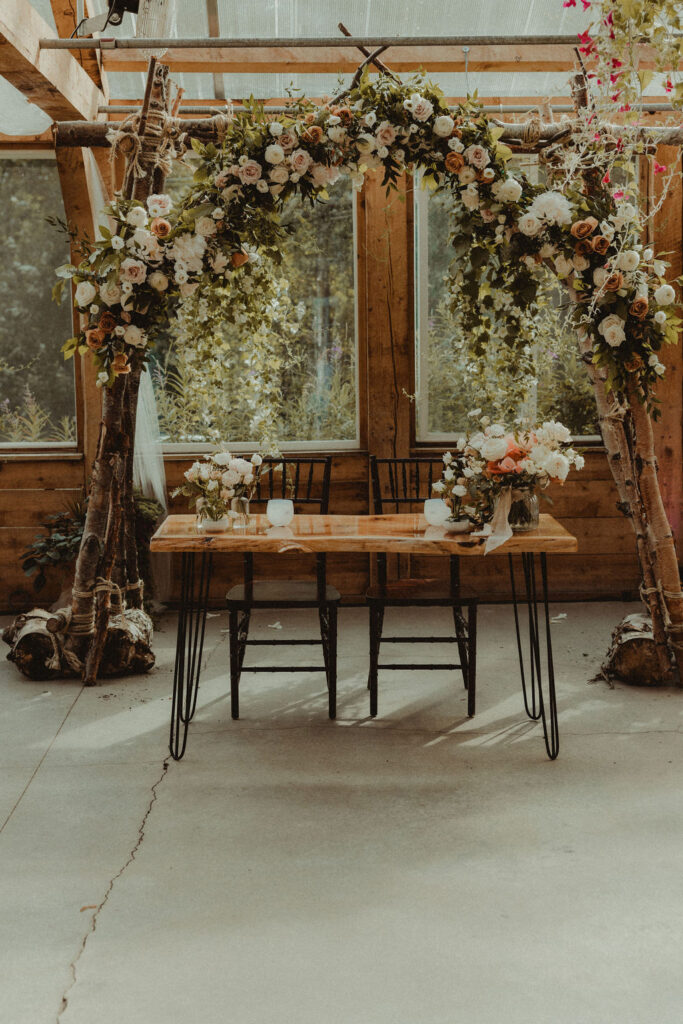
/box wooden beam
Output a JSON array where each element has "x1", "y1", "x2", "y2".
[
  {"x1": 0, "y1": 0, "x2": 104, "y2": 121},
  {"x1": 55, "y1": 146, "x2": 102, "y2": 476},
  {"x1": 652, "y1": 146, "x2": 683, "y2": 547},
  {"x1": 50, "y1": 0, "x2": 105, "y2": 90}
]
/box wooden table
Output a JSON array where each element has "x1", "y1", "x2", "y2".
[{"x1": 151, "y1": 513, "x2": 578, "y2": 761}]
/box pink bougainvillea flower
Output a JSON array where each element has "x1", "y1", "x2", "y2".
[
  {"x1": 563, "y1": 0, "x2": 575, "y2": 6},
  {"x1": 654, "y1": 161, "x2": 667, "y2": 175},
  {"x1": 665, "y1": 79, "x2": 673, "y2": 93},
  {"x1": 612, "y1": 189, "x2": 624, "y2": 200},
  {"x1": 601, "y1": 170, "x2": 611, "y2": 185}
]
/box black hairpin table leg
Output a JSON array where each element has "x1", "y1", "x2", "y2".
[
  {"x1": 508, "y1": 552, "x2": 559, "y2": 760},
  {"x1": 169, "y1": 550, "x2": 213, "y2": 761}
]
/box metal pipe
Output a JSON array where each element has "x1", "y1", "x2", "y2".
[
  {"x1": 40, "y1": 33, "x2": 582, "y2": 50},
  {"x1": 98, "y1": 103, "x2": 677, "y2": 115}
]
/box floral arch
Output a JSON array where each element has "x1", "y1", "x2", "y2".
[{"x1": 57, "y1": 64, "x2": 683, "y2": 681}]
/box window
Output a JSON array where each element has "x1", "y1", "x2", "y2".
[
  {"x1": 151, "y1": 165, "x2": 358, "y2": 450},
  {"x1": 0, "y1": 155, "x2": 76, "y2": 445},
  {"x1": 414, "y1": 172, "x2": 599, "y2": 441}
]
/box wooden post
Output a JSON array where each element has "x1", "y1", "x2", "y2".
[{"x1": 652, "y1": 146, "x2": 683, "y2": 547}]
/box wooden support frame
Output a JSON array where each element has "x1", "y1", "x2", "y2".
[
  {"x1": 49, "y1": 1, "x2": 106, "y2": 91},
  {"x1": 0, "y1": 0, "x2": 105, "y2": 121}
]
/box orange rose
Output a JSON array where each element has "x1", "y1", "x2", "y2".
[
  {"x1": 604, "y1": 271, "x2": 624, "y2": 291},
  {"x1": 336, "y1": 106, "x2": 353, "y2": 124},
  {"x1": 85, "y1": 328, "x2": 106, "y2": 351},
  {"x1": 112, "y1": 353, "x2": 131, "y2": 375},
  {"x1": 574, "y1": 239, "x2": 593, "y2": 256},
  {"x1": 150, "y1": 217, "x2": 171, "y2": 238},
  {"x1": 591, "y1": 235, "x2": 610, "y2": 255},
  {"x1": 98, "y1": 311, "x2": 117, "y2": 333},
  {"x1": 570, "y1": 217, "x2": 599, "y2": 239},
  {"x1": 624, "y1": 354, "x2": 643, "y2": 373},
  {"x1": 629, "y1": 297, "x2": 649, "y2": 320},
  {"x1": 302, "y1": 125, "x2": 323, "y2": 145},
  {"x1": 445, "y1": 151, "x2": 465, "y2": 174},
  {"x1": 231, "y1": 251, "x2": 249, "y2": 268}
]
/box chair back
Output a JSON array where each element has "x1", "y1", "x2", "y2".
[
  {"x1": 369, "y1": 455, "x2": 459, "y2": 594},
  {"x1": 245, "y1": 456, "x2": 333, "y2": 600},
  {"x1": 370, "y1": 456, "x2": 444, "y2": 514},
  {"x1": 251, "y1": 456, "x2": 332, "y2": 514}
]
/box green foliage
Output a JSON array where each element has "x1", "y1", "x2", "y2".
[{"x1": 21, "y1": 492, "x2": 164, "y2": 596}]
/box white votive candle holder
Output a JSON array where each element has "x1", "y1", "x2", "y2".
[
  {"x1": 266, "y1": 498, "x2": 294, "y2": 527},
  {"x1": 423, "y1": 498, "x2": 450, "y2": 526}
]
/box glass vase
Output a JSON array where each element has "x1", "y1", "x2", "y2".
[
  {"x1": 508, "y1": 488, "x2": 539, "y2": 532},
  {"x1": 196, "y1": 513, "x2": 231, "y2": 533},
  {"x1": 230, "y1": 495, "x2": 250, "y2": 530}
]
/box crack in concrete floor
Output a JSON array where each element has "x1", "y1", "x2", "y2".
[{"x1": 56, "y1": 759, "x2": 170, "y2": 1024}]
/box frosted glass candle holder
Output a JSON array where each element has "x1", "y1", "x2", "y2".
[
  {"x1": 266, "y1": 498, "x2": 294, "y2": 527},
  {"x1": 423, "y1": 498, "x2": 450, "y2": 526}
]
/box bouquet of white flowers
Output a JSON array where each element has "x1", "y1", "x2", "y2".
[{"x1": 173, "y1": 450, "x2": 266, "y2": 523}]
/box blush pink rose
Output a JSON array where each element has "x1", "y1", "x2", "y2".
[
  {"x1": 290, "y1": 148, "x2": 313, "y2": 175},
  {"x1": 375, "y1": 122, "x2": 397, "y2": 147},
  {"x1": 464, "y1": 144, "x2": 491, "y2": 169},
  {"x1": 238, "y1": 160, "x2": 262, "y2": 185},
  {"x1": 278, "y1": 131, "x2": 297, "y2": 151}
]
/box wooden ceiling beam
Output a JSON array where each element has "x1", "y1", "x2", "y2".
[
  {"x1": 92, "y1": 42, "x2": 672, "y2": 75},
  {"x1": 0, "y1": 0, "x2": 105, "y2": 121},
  {"x1": 50, "y1": 1, "x2": 106, "y2": 90}
]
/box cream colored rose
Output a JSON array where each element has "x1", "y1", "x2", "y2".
[
  {"x1": 237, "y1": 160, "x2": 262, "y2": 184},
  {"x1": 195, "y1": 216, "x2": 217, "y2": 237},
  {"x1": 265, "y1": 143, "x2": 285, "y2": 165},
  {"x1": 598, "y1": 313, "x2": 626, "y2": 347},
  {"x1": 433, "y1": 114, "x2": 455, "y2": 137},
  {"x1": 75, "y1": 280, "x2": 97, "y2": 307},
  {"x1": 148, "y1": 271, "x2": 169, "y2": 291},
  {"x1": 99, "y1": 280, "x2": 122, "y2": 306},
  {"x1": 654, "y1": 283, "x2": 676, "y2": 305}
]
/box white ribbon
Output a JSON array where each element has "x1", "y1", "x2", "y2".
[{"x1": 484, "y1": 489, "x2": 513, "y2": 554}]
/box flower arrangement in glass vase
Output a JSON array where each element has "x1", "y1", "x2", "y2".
[
  {"x1": 173, "y1": 450, "x2": 266, "y2": 531},
  {"x1": 433, "y1": 413, "x2": 585, "y2": 541}
]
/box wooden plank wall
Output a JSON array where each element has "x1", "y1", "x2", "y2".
[{"x1": 2, "y1": 163, "x2": 681, "y2": 613}]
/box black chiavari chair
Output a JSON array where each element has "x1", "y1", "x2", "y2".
[
  {"x1": 226, "y1": 456, "x2": 340, "y2": 719},
  {"x1": 367, "y1": 455, "x2": 477, "y2": 717}
]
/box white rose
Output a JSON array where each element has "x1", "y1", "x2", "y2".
[
  {"x1": 598, "y1": 313, "x2": 626, "y2": 348},
  {"x1": 111, "y1": 236, "x2": 124, "y2": 251},
  {"x1": 453, "y1": 484, "x2": 468, "y2": 498},
  {"x1": 458, "y1": 166, "x2": 477, "y2": 185},
  {"x1": 269, "y1": 121, "x2": 283, "y2": 136},
  {"x1": 148, "y1": 271, "x2": 169, "y2": 291},
  {"x1": 593, "y1": 268, "x2": 609, "y2": 287},
  {"x1": 327, "y1": 125, "x2": 347, "y2": 143},
  {"x1": 75, "y1": 280, "x2": 97, "y2": 307},
  {"x1": 195, "y1": 216, "x2": 217, "y2": 237},
  {"x1": 126, "y1": 206, "x2": 147, "y2": 228},
  {"x1": 265, "y1": 143, "x2": 285, "y2": 165},
  {"x1": 433, "y1": 114, "x2": 455, "y2": 137},
  {"x1": 119, "y1": 257, "x2": 147, "y2": 284},
  {"x1": 554, "y1": 255, "x2": 574, "y2": 277},
  {"x1": 573, "y1": 255, "x2": 590, "y2": 272},
  {"x1": 479, "y1": 437, "x2": 508, "y2": 461},
  {"x1": 448, "y1": 137, "x2": 464, "y2": 153},
  {"x1": 653, "y1": 260, "x2": 667, "y2": 277},
  {"x1": 251, "y1": 453, "x2": 263, "y2": 466},
  {"x1": 497, "y1": 178, "x2": 523, "y2": 203},
  {"x1": 543, "y1": 452, "x2": 570, "y2": 481},
  {"x1": 517, "y1": 214, "x2": 542, "y2": 237},
  {"x1": 146, "y1": 193, "x2": 172, "y2": 217},
  {"x1": 256, "y1": 180, "x2": 269, "y2": 193},
  {"x1": 432, "y1": 480, "x2": 446, "y2": 493},
  {"x1": 123, "y1": 324, "x2": 146, "y2": 348},
  {"x1": 405, "y1": 94, "x2": 434, "y2": 121},
  {"x1": 643, "y1": 248, "x2": 654, "y2": 261},
  {"x1": 616, "y1": 249, "x2": 640, "y2": 272},
  {"x1": 654, "y1": 362, "x2": 666, "y2": 376},
  {"x1": 654, "y1": 283, "x2": 676, "y2": 305},
  {"x1": 654, "y1": 310, "x2": 667, "y2": 324},
  {"x1": 461, "y1": 185, "x2": 479, "y2": 211}
]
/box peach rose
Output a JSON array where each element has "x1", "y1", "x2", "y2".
[
  {"x1": 302, "y1": 125, "x2": 323, "y2": 145},
  {"x1": 150, "y1": 217, "x2": 171, "y2": 238},
  {"x1": 112, "y1": 353, "x2": 131, "y2": 374},
  {"x1": 624, "y1": 354, "x2": 644, "y2": 373},
  {"x1": 85, "y1": 327, "x2": 106, "y2": 351},
  {"x1": 98, "y1": 311, "x2": 117, "y2": 333},
  {"x1": 591, "y1": 235, "x2": 610, "y2": 255},
  {"x1": 629, "y1": 297, "x2": 649, "y2": 320},
  {"x1": 570, "y1": 217, "x2": 599, "y2": 239},
  {"x1": 231, "y1": 251, "x2": 249, "y2": 268},
  {"x1": 604, "y1": 271, "x2": 624, "y2": 291},
  {"x1": 336, "y1": 106, "x2": 353, "y2": 123},
  {"x1": 445, "y1": 151, "x2": 465, "y2": 174}
]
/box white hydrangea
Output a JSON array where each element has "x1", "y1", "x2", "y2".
[{"x1": 527, "y1": 190, "x2": 572, "y2": 226}]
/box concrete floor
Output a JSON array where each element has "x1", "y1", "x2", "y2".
[{"x1": 1, "y1": 601, "x2": 683, "y2": 1024}]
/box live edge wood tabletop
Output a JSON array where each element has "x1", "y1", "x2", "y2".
[{"x1": 150, "y1": 512, "x2": 578, "y2": 555}]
